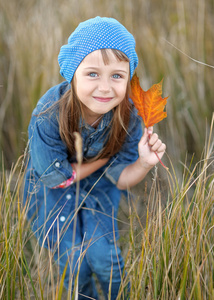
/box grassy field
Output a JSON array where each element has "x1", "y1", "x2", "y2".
[
  {"x1": 0, "y1": 117, "x2": 213, "y2": 299},
  {"x1": 1, "y1": 0, "x2": 214, "y2": 171},
  {"x1": 0, "y1": 0, "x2": 214, "y2": 299}
]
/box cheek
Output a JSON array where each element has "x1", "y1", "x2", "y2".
[
  {"x1": 116, "y1": 83, "x2": 128, "y2": 98},
  {"x1": 76, "y1": 82, "x2": 91, "y2": 99}
]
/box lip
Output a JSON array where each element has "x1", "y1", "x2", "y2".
[{"x1": 93, "y1": 96, "x2": 113, "y2": 102}]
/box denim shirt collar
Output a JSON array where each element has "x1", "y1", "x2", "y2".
[{"x1": 79, "y1": 110, "x2": 113, "y2": 132}]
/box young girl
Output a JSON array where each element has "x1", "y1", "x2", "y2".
[{"x1": 24, "y1": 16, "x2": 166, "y2": 299}]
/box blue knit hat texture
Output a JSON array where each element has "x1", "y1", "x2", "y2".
[{"x1": 58, "y1": 16, "x2": 138, "y2": 83}]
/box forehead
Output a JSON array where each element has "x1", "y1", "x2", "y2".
[{"x1": 81, "y1": 49, "x2": 128, "y2": 67}]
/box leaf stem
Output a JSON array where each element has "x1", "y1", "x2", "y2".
[
  {"x1": 154, "y1": 151, "x2": 168, "y2": 170},
  {"x1": 148, "y1": 134, "x2": 168, "y2": 170}
]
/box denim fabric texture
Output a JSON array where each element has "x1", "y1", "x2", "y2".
[{"x1": 23, "y1": 81, "x2": 142, "y2": 299}]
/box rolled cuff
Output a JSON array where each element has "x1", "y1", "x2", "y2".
[
  {"x1": 39, "y1": 158, "x2": 73, "y2": 188},
  {"x1": 105, "y1": 161, "x2": 130, "y2": 185}
]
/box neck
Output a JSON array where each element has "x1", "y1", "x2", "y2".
[
  {"x1": 89, "y1": 114, "x2": 103, "y2": 127},
  {"x1": 82, "y1": 107, "x2": 103, "y2": 127}
]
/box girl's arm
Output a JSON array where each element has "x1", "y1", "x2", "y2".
[
  {"x1": 72, "y1": 158, "x2": 109, "y2": 182},
  {"x1": 116, "y1": 127, "x2": 166, "y2": 190}
]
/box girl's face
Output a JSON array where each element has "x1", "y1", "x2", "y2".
[{"x1": 74, "y1": 49, "x2": 129, "y2": 123}]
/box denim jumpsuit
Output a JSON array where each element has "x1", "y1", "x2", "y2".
[{"x1": 23, "y1": 81, "x2": 142, "y2": 299}]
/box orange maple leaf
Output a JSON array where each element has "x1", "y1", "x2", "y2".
[{"x1": 131, "y1": 74, "x2": 168, "y2": 128}]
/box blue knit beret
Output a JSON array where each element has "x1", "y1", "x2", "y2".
[{"x1": 58, "y1": 16, "x2": 138, "y2": 83}]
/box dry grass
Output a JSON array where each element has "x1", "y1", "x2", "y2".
[
  {"x1": 0, "y1": 0, "x2": 214, "y2": 174},
  {"x1": 0, "y1": 115, "x2": 213, "y2": 299}
]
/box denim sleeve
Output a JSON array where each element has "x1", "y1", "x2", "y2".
[
  {"x1": 28, "y1": 106, "x2": 73, "y2": 189},
  {"x1": 105, "y1": 113, "x2": 143, "y2": 185}
]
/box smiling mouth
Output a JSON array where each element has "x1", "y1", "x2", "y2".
[{"x1": 93, "y1": 96, "x2": 113, "y2": 102}]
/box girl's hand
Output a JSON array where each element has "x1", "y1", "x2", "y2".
[{"x1": 138, "y1": 127, "x2": 166, "y2": 169}]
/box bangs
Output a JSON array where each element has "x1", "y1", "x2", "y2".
[{"x1": 100, "y1": 49, "x2": 129, "y2": 65}]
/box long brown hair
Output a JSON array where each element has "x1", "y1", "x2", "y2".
[{"x1": 59, "y1": 49, "x2": 132, "y2": 162}]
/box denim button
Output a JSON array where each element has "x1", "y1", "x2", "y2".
[
  {"x1": 60, "y1": 216, "x2": 66, "y2": 222},
  {"x1": 66, "y1": 194, "x2": 72, "y2": 200},
  {"x1": 55, "y1": 162, "x2": 60, "y2": 168}
]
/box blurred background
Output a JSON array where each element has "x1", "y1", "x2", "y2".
[{"x1": 0, "y1": 0, "x2": 214, "y2": 179}]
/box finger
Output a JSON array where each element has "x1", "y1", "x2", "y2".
[
  {"x1": 150, "y1": 138, "x2": 162, "y2": 151},
  {"x1": 148, "y1": 133, "x2": 159, "y2": 146},
  {"x1": 147, "y1": 126, "x2": 153, "y2": 136},
  {"x1": 139, "y1": 128, "x2": 149, "y2": 146},
  {"x1": 156, "y1": 143, "x2": 166, "y2": 153}
]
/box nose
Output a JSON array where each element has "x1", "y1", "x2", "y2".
[{"x1": 98, "y1": 77, "x2": 111, "y2": 93}]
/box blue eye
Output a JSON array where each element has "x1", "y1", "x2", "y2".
[
  {"x1": 112, "y1": 74, "x2": 122, "y2": 79},
  {"x1": 89, "y1": 72, "x2": 98, "y2": 77}
]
